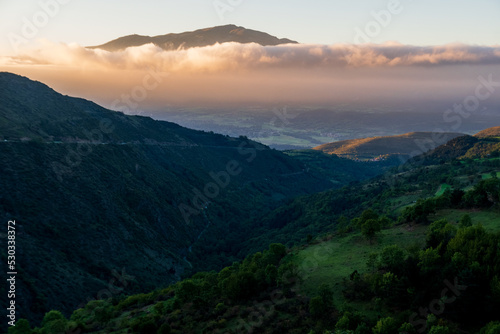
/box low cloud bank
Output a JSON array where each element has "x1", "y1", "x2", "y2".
[
  {"x1": 3, "y1": 41, "x2": 500, "y2": 72},
  {"x1": 1, "y1": 41, "x2": 499, "y2": 107}
]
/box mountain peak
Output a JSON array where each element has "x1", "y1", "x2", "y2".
[{"x1": 89, "y1": 25, "x2": 298, "y2": 51}]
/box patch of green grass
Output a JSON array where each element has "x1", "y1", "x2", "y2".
[
  {"x1": 292, "y1": 224, "x2": 427, "y2": 303},
  {"x1": 481, "y1": 172, "x2": 500, "y2": 180}
]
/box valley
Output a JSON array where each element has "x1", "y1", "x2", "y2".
[{"x1": 155, "y1": 107, "x2": 500, "y2": 150}]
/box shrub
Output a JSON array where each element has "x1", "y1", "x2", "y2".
[
  {"x1": 372, "y1": 317, "x2": 398, "y2": 334},
  {"x1": 7, "y1": 319, "x2": 32, "y2": 334},
  {"x1": 428, "y1": 325, "x2": 450, "y2": 334}
]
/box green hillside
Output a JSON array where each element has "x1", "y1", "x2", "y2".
[
  {"x1": 16, "y1": 177, "x2": 500, "y2": 333},
  {"x1": 0, "y1": 72, "x2": 401, "y2": 326},
  {"x1": 11, "y1": 123, "x2": 500, "y2": 333}
]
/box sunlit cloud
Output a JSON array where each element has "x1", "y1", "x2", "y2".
[
  {"x1": 1, "y1": 40, "x2": 499, "y2": 108},
  {"x1": 3, "y1": 41, "x2": 500, "y2": 72}
]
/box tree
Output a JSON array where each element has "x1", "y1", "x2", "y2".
[
  {"x1": 480, "y1": 321, "x2": 500, "y2": 334},
  {"x1": 379, "y1": 245, "x2": 406, "y2": 274},
  {"x1": 265, "y1": 264, "x2": 278, "y2": 286},
  {"x1": 309, "y1": 296, "x2": 325, "y2": 318},
  {"x1": 459, "y1": 214, "x2": 472, "y2": 228},
  {"x1": 176, "y1": 279, "x2": 200, "y2": 303},
  {"x1": 263, "y1": 243, "x2": 287, "y2": 266},
  {"x1": 352, "y1": 209, "x2": 379, "y2": 229},
  {"x1": 8, "y1": 319, "x2": 32, "y2": 334},
  {"x1": 378, "y1": 216, "x2": 392, "y2": 228},
  {"x1": 137, "y1": 319, "x2": 158, "y2": 334},
  {"x1": 338, "y1": 215, "x2": 351, "y2": 233},
  {"x1": 400, "y1": 198, "x2": 436, "y2": 224},
  {"x1": 222, "y1": 271, "x2": 258, "y2": 300},
  {"x1": 428, "y1": 325, "x2": 450, "y2": 334},
  {"x1": 277, "y1": 262, "x2": 299, "y2": 287},
  {"x1": 355, "y1": 322, "x2": 370, "y2": 334},
  {"x1": 41, "y1": 310, "x2": 66, "y2": 327},
  {"x1": 450, "y1": 189, "x2": 465, "y2": 207},
  {"x1": 40, "y1": 320, "x2": 67, "y2": 334},
  {"x1": 361, "y1": 219, "x2": 381, "y2": 244},
  {"x1": 426, "y1": 219, "x2": 456, "y2": 248},
  {"x1": 318, "y1": 283, "x2": 334, "y2": 308},
  {"x1": 309, "y1": 284, "x2": 334, "y2": 319},
  {"x1": 336, "y1": 313, "x2": 351, "y2": 331},
  {"x1": 39, "y1": 310, "x2": 68, "y2": 334},
  {"x1": 372, "y1": 316, "x2": 398, "y2": 334},
  {"x1": 157, "y1": 323, "x2": 172, "y2": 334},
  {"x1": 418, "y1": 247, "x2": 441, "y2": 275},
  {"x1": 398, "y1": 322, "x2": 416, "y2": 334}
]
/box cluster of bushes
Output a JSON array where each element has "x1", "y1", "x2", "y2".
[
  {"x1": 342, "y1": 217, "x2": 500, "y2": 333},
  {"x1": 399, "y1": 178, "x2": 500, "y2": 224},
  {"x1": 9, "y1": 243, "x2": 306, "y2": 333}
]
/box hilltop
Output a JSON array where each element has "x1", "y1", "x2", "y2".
[
  {"x1": 475, "y1": 126, "x2": 500, "y2": 138},
  {"x1": 313, "y1": 131, "x2": 464, "y2": 161}
]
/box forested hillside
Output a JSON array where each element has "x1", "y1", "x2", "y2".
[
  {"x1": 14, "y1": 166, "x2": 500, "y2": 334},
  {"x1": 0, "y1": 72, "x2": 336, "y2": 323},
  {"x1": 2, "y1": 73, "x2": 500, "y2": 333}
]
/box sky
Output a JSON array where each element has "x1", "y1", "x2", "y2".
[
  {"x1": 0, "y1": 0, "x2": 499, "y2": 110},
  {"x1": 1, "y1": 0, "x2": 499, "y2": 54}
]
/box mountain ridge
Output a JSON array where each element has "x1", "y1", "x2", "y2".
[{"x1": 89, "y1": 24, "x2": 298, "y2": 51}]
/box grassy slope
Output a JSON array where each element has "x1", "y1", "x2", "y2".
[
  {"x1": 292, "y1": 224, "x2": 427, "y2": 301},
  {"x1": 291, "y1": 210, "x2": 499, "y2": 320},
  {"x1": 432, "y1": 209, "x2": 500, "y2": 233}
]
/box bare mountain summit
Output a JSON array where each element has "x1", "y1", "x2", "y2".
[{"x1": 89, "y1": 24, "x2": 298, "y2": 51}]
